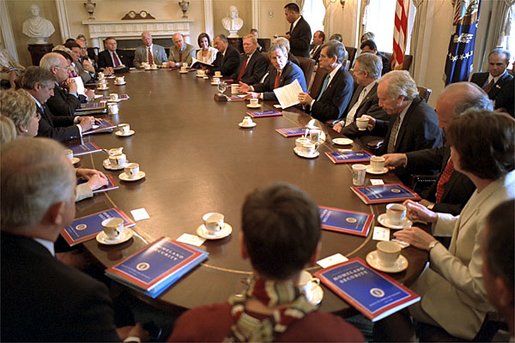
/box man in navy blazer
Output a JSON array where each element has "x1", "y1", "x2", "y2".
[
  {"x1": 97, "y1": 37, "x2": 129, "y2": 73},
  {"x1": 470, "y1": 48, "x2": 514, "y2": 115},
  {"x1": 284, "y1": 3, "x2": 311, "y2": 58},
  {"x1": 298, "y1": 40, "x2": 353, "y2": 121},
  {"x1": 238, "y1": 43, "x2": 307, "y2": 101},
  {"x1": 236, "y1": 34, "x2": 268, "y2": 85},
  {"x1": 212, "y1": 34, "x2": 241, "y2": 80}
]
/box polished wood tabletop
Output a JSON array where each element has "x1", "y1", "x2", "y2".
[{"x1": 76, "y1": 69, "x2": 427, "y2": 315}]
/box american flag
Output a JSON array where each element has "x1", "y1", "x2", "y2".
[
  {"x1": 444, "y1": 0, "x2": 481, "y2": 84},
  {"x1": 392, "y1": 0, "x2": 409, "y2": 69}
]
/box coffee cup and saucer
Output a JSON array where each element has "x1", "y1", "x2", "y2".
[
  {"x1": 239, "y1": 116, "x2": 256, "y2": 128},
  {"x1": 294, "y1": 137, "x2": 320, "y2": 159},
  {"x1": 196, "y1": 212, "x2": 232, "y2": 240},
  {"x1": 115, "y1": 123, "x2": 135, "y2": 137},
  {"x1": 366, "y1": 241, "x2": 408, "y2": 273},
  {"x1": 97, "y1": 84, "x2": 109, "y2": 91},
  {"x1": 246, "y1": 98, "x2": 261, "y2": 109},
  {"x1": 298, "y1": 270, "x2": 323, "y2": 305},
  {"x1": 96, "y1": 217, "x2": 134, "y2": 245},
  {"x1": 103, "y1": 153, "x2": 128, "y2": 171},
  {"x1": 366, "y1": 156, "x2": 389, "y2": 175},
  {"x1": 119, "y1": 163, "x2": 146, "y2": 181},
  {"x1": 332, "y1": 137, "x2": 353, "y2": 146},
  {"x1": 377, "y1": 203, "x2": 413, "y2": 229},
  {"x1": 114, "y1": 76, "x2": 126, "y2": 85},
  {"x1": 211, "y1": 78, "x2": 221, "y2": 86}
]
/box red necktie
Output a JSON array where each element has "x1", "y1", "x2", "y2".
[
  {"x1": 483, "y1": 79, "x2": 495, "y2": 93},
  {"x1": 147, "y1": 47, "x2": 154, "y2": 65},
  {"x1": 436, "y1": 159, "x2": 454, "y2": 203},
  {"x1": 237, "y1": 55, "x2": 249, "y2": 82},
  {"x1": 274, "y1": 71, "x2": 281, "y2": 89}
]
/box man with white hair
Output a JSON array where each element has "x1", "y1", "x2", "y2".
[
  {"x1": 134, "y1": 31, "x2": 167, "y2": 68},
  {"x1": 168, "y1": 33, "x2": 195, "y2": 67}
]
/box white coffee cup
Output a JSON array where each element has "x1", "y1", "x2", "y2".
[
  {"x1": 212, "y1": 77, "x2": 220, "y2": 84},
  {"x1": 197, "y1": 69, "x2": 205, "y2": 77},
  {"x1": 124, "y1": 163, "x2": 140, "y2": 178},
  {"x1": 376, "y1": 241, "x2": 401, "y2": 267},
  {"x1": 118, "y1": 123, "x2": 130, "y2": 134},
  {"x1": 249, "y1": 98, "x2": 259, "y2": 106},
  {"x1": 298, "y1": 270, "x2": 321, "y2": 303},
  {"x1": 351, "y1": 164, "x2": 367, "y2": 186},
  {"x1": 108, "y1": 147, "x2": 123, "y2": 156},
  {"x1": 109, "y1": 153, "x2": 126, "y2": 167},
  {"x1": 202, "y1": 212, "x2": 224, "y2": 234},
  {"x1": 301, "y1": 141, "x2": 317, "y2": 155},
  {"x1": 386, "y1": 203, "x2": 407, "y2": 226},
  {"x1": 109, "y1": 93, "x2": 119, "y2": 101},
  {"x1": 242, "y1": 116, "x2": 253, "y2": 126},
  {"x1": 115, "y1": 76, "x2": 125, "y2": 84},
  {"x1": 370, "y1": 156, "x2": 386, "y2": 172},
  {"x1": 356, "y1": 117, "x2": 369, "y2": 131},
  {"x1": 295, "y1": 137, "x2": 310, "y2": 150},
  {"x1": 98, "y1": 72, "x2": 105, "y2": 80},
  {"x1": 162, "y1": 62, "x2": 168, "y2": 68},
  {"x1": 64, "y1": 149, "x2": 74, "y2": 162},
  {"x1": 214, "y1": 71, "x2": 222, "y2": 78},
  {"x1": 101, "y1": 217, "x2": 124, "y2": 240},
  {"x1": 108, "y1": 103, "x2": 119, "y2": 114},
  {"x1": 231, "y1": 84, "x2": 238, "y2": 95}
]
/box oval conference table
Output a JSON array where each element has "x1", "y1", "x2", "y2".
[{"x1": 75, "y1": 68, "x2": 427, "y2": 316}]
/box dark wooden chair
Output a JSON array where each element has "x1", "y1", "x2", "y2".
[
  {"x1": 417, "y1": 86, "x2": 432, "y2": 103},
  {"x1": 346, "y1": 47, "x2": 357, "y2": 67},
  {"x1": 381, "y1": 52, "x2": 413, "y2": 71},
  {"x1": 257, "y1": 38, "x2": 271, "y2": 52},
  {"x1": 87, "y1": 47, "x2": 99, "y2": 65},
  {"x1": 308, "y1": 66, "x2": 329, "y2": 99},
  {"x1": 297, "y1": 56, "x2": 316, "y2": 90}
]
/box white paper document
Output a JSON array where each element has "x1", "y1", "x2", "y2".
[
  {"x1": 131, "y1": 208, "x2": 150, "y2": 221},
  {"x1": 273, "y1": 79, "x2": 303, "y2": 109},
  {"x1": 72, "y1": 76, "x2": 86, "y2": 96}
]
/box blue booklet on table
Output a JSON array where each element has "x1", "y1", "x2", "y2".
[
  {"x1": 61, "y1": 207, "x2": 135, "y2": 246},
  {"x1": 315, "y1": 258, "x2": 420, "y2": 322},
  {"x1": 275, "y1": 127, "x2": 307, "y2": 137},
  {"x1": 77, "y1": 174, "x2": 119, "y2": 194},
  {"x1": 319, "y1": 206, "x2": 373, "y2": 237},
  {"x1": 106, "y1": 237, "x2": 208, "y2": 298},
  {"x1": 83, "y1": 118, "x2": 116, "y2": 135},
  {"x1": 69, "y1": 142, "x2": 102, "y2": 156},
  {"x1": 351, "y1": 184, "x2": 421, "y2": 204},
  {"x1": 325, "y1": 151, "x2": 372, "y2": 164},
  {"x1": 247, "y1": 110, "x2": 282, "y2": 118}
]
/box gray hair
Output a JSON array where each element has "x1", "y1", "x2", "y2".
[
  {"x1": 378, "y1": 70, "x2": 418, "y2": 100},
  {"x1": 272, "y1": 37, "x2": 290, "y2": 53},
  {"x1": 39, "y1": 52, "x2": 64, "y2": 72},
  {"x1": 489, "y1": 47, "x2": 511, "y2": 62},
  {"x1": 443, "y1": 82, "x2": 494, "y2": 116},
  {"x1": 20, "y1": 66, "x2": 55, "y2": 90},
  {"x1": 323, "y1": 40, "x2": 347, "y2": 64},
  {"x1": 1, "y1": 138, "x2": 75, "y2": 232},
  {"x1": 356, "y1": 53, "x2": 382, "y2": 79},
  {"x1": 269, "y1": 43, "x2": 288, "y2": 58}
]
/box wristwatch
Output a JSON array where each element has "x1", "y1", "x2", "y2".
[{"x1": 427, "y1": 240, "x2": 439, "y2": 252}]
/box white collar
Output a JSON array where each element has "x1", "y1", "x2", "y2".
[
  {"x1": 326, "y1": 63, "x2": 342, "y2": 84},
  {"x1": 489, "y1": 70, "x2": 507, "y2": 83},
  {"x1": 33, "y1": 238, "x2": 55, "y2": 256},
  {"x1": 291, "y1": 16, "x2": 302, "y2": 30}
]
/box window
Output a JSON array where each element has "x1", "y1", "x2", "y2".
[
  {"x1": 302, "y1": 0, "x2": 326, "y2": 34},
  {"x1": 499, "y1": 4, "x2": 515, "y2": 68}
]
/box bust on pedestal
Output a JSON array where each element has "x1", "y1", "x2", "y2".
[
  {"x1": 22, "y1": 4, "x2": 55, "y2": 45},
  {"x1": 222, "y1": 5, "x2": 243, "y2": 38}
]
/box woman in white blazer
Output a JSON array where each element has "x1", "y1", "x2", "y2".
[
  {"x1": 196, "y1": 33, "x2": 218, "y2": 65},
  {"x1": 387, "y1": 110, "x2": 515, "y2": 340}
]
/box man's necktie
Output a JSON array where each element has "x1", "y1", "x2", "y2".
[
  {"x1": 147, "y1": 47, "x2": 154, "y2": 65},
  {"x1": 179, "y1": 51, "x2": 183, "y2": 62},
  {"x1": 436, "y1": 159, "x2": 454, "y2": 203},
  {"x1": 112, "y1": 52, "x2": 121, "y2": 67},
  {"x1": 274, "y1": 71, "x2": 281, "y2": 89},
  {"x1": 387, "y1": 115, "x2": 401, "y2": 153},
  {"x1": 483, "y1": 79, "x2": 495, "y2": 93},
  {"x1": 345, "y1": 87, "x2": 367, "y2": 126},
  {"x1": 317, "y1": 74, "x2": 330, "y2": 101},
  {"x1": 237, "y1": 55, "x2": 249, "y2": 81}
]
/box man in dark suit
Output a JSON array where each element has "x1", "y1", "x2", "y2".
[
  {"x1": 470, "y1": 48, "x2": 514, "y2": 115},
  {"x1": 238, "y1": 43, "x2": 307, "y2": 101},
  {"x1": 383, "y1": 82, "x2": 492, "y2": 215},
  {"x1": 333, "y1": 53, "x2": 388, "y2": 140},
  {"x1": 309, "y1": 30, "x2": 325, "y2": 62},
  {"x1": 237, "y1": 34, "x2": 268, "y2": 85},
  {"x1": 0, "y1": 138, "x2": 145, "y2": 342},
  {"x1": 212, "y1": 34, "x2": 241, "y2": 80},
  {"x1": 20, "y1": 66, "x2": 94, "y2": 142},
  {"x1": 365, "y1": 71, "x2": 443, "y2": 181},
  {"x1": 284, "y1": 3, "x2": 311, "y2": 58},
  {"x1": 97, "y1": 36, "x2": 129, "y2": 74},
  {"x1": 360, "y1": 39, "x2": 391, "y2": 76},
  {"x1": 298, "y1": 40, "x2": 353, "y2": 121}
]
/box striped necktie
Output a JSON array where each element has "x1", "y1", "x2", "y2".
[{"x1": 387, "y1": 115, "x2": 401, "y2": 153}]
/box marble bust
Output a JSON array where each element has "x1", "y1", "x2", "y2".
[
  {"x1": 221, "y1": 5, "x2": 244, "y2": 38},
  {"x1": 22, "y1": 4, "x2": 55, "y2": 44}
]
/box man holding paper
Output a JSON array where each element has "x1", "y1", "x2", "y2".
[
  {"x1": 238, "y1": 43, "x2": 307, "y2": 101},
  {"x1": 298, "y1": 40, "x2": 353, "y2": 121}
]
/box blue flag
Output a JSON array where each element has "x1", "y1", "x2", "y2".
[{"x1": 444, "y1": 0, "x2": 481, "y2": 85}]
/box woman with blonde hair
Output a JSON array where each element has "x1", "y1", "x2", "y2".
[{"x1": 0, "y1": 116, "x2": 17, "y2": 144}]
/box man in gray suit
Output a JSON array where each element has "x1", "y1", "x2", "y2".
[
  {"x1": 133, "y1": 31, "x2": 167, "y2": 68},
  {"x1": 168, "y1": 33, "x2": 195, "y2": 67}
]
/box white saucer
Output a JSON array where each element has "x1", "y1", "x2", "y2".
[
  {"x1": 246, "y1": 103, "x2": 261, "y2": 109},
  {"x1": 72, "y1": 157, "x2": 80, "y2": 165},
  {"x1": 97, "y1": 87, "x2": 109, "y2": 91},
  {"x1": 377, "y1": 213, "x2": 413, "y2": 230},
  {"x1": 196, "y1": 223, "x2": 232, "y2": 240},
  {"x1": 103, "y1": 159, "x2": 129, "y2": 171},
  {"x1": 96, "y1": 228, "x2": 134, "y2": 245},
  {"x1": 115, "y1": 130, "x2": 135, "y2": 137},
  {"x1": 119, "y1": 171, "x2": 146, "y2": 181},
  {"x1": 294, "y1": 147, "x2": 320, "y2": 159},
  {"x1": 179, "y1": 70, "x2": 189, "y2": 74},
  {"x1": 211, "y1": 82, "x2": 220, "y2": 86},
  {"x1": 239, "y1": 122, "x2": 256, "y2": 128},
  {"x1": 366, "y1": 250, "x2": 408, "y2": 273},
  {"x1": 114, "y1": 82, "x2": 126, "y2": 86},
  {"x1": 332, "y1": 138, "x2": 353, "y2": 146},
  {"x1": 366, "y1": 166, "x2": 389, "y2": 175},
  {"x1": 107, "y1": 98, "x2": 122, "y2": 103}
]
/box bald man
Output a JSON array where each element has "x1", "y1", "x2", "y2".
[{"x1": 168, "y1": 33, "x2": 195, "y2": 67}]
